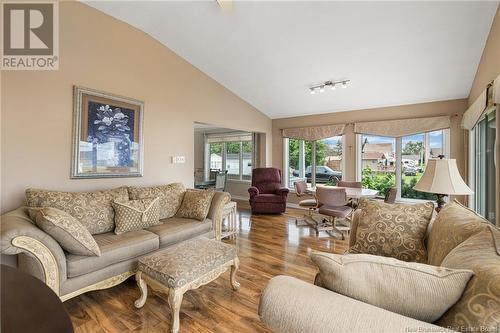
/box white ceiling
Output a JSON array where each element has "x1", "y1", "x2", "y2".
[{"x1": 86, "y1": 1, "x2": 498, "y2": 119}]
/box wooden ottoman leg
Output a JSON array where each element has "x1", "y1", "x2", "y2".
[
  {"x1": 168, "y1": 289, "x2": 183, "y2": 333},
  {"x1": 230, "y1": 258, "x2": 240, "y2": 291},
  {"x1": 134, "y1": 271, "x2": 148, "y2": 309}
]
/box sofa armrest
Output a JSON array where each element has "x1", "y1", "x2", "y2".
[
  {"x1": 1, "y1": 207, "x2": 67, "y2": 295},
  {"x1": 259, "y1": 275, "x2": 451, "y2": 333},
  {"x1": 248, "y1": 186, "x2": 259, "y2": 198},
  {"x1": 207, "y1": 192, "x2": 231, "y2": 240},
  {"x1": 349, "y1": 209, "x2": 362, "y2": 248},
  {"x1": 276, "y1": 187, "x2": 289, "y2": 197}
]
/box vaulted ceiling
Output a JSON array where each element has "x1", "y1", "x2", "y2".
[{"x1": 87, "y1": 1, "x2": 498, "y2": 119}]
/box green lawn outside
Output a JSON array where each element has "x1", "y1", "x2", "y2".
[{"x1": 362, "y1": 169, "x2": 435, "y2": 200}]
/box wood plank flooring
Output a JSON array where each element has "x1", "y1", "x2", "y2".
[{"x1": 64, "y1": 202, "x2": 348, "y2": 333}]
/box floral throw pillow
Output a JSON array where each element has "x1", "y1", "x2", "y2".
[
  {"x1": 28, "y1": 207, "x2": 101, "y2": 256},
  {"x1": 128, "y1": 183, "x2": 185, "y2": 220},
  {"x1": 311, "y1": 252, "x2": 473, "y2": 322},
  {"x1": 349, "y1": 199, "x2": 434, "y2": 263},
  {"x1": 112, "y1": 197, "x2": 161, "y2": 234},
  {"x1": 175, "y1": 189, "x2": 215, "y2": 221}
]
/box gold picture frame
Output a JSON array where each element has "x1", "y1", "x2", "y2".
[{"x1": 71, "y1": 86, "x2": 144, "y2": 178}]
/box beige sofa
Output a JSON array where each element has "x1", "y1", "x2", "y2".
[
  {"x1": 0, "y1": 184, "x2": 230, "y2": 301},
  {"x1": 259, "y1": 202, "x2": 500, "y2": 333}
]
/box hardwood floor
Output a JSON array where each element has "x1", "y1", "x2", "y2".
[{"x1": 64, "y1": 202, "x2": 348, "y2": 332}]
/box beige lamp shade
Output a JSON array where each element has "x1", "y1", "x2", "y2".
[{"x1": 413, "y1": 158, "x2": 473, "y2": 195}]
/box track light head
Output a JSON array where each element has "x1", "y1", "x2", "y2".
[{"x1": 309, "y1": 79, "x2": 350, "y2": 94}]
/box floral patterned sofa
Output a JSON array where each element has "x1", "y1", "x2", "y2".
[
  {"x1": 0, "y1": 183, "x2": 230, "y2": 301},
  {"x1": 259, "y1": 201, "x2": 500, "y2": 333}
]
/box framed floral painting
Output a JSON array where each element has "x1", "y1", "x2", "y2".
[{"x1": 71, "y1": 86, "x2": 144, "y2": 178}]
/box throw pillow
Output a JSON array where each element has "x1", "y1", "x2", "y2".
[
  {"x1": 112, "y1": 197, "x2": 161, "y2": 235},
  {"x1": 28, "y1": 207, "x2": 101, "y2": 256},
  {"x1": 26, "y1": 187, "x2": 129, "y2": 235},
  {"x1": 311, "y1": 252, "x2": 473, "y2": 322},
  {"x1": 349, "y1": 199, "x2": 434, "y2": 262},
  {"x1": 175, "y1": 189, "x2": 215, "y2": 221},
  {"x1": 436, "y1": 226, "x2": 500, "y2": 331},
  {"x1": 128, "y1": 183, "x2": 185, "y2": 219},
  {"x1": 427, "y1": 200, "x2": 489, "y2": 266}
]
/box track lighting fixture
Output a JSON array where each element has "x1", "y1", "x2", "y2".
[{"x1": 309, "y1": 79, "x2": 350, "y2": 94}]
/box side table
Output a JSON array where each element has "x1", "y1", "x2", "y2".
[
  {"x1": 221, "y1": 201, "x2": 238, "y2": 239},
  {"x1": 1, "y1": 265, "x2": 74, "y2": 333}
]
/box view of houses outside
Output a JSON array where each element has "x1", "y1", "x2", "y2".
[
  {"x1": 209, "y1": 141, "x2": 252, "y2": 180},
  {"x1": 360, "y1": 136, "x2": 397, "y2": 197},
  {"x1": 360, "y1": 130, "x2": 444, "y2": 199},
  {"x1": 209, "y1": 143, "x2": 223, "y2": 170}
]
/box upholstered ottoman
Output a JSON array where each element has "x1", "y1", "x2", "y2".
[{"x1": 134, "y1": 237, "x2": 240, "y2": 333}]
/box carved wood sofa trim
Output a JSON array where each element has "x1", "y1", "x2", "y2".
[
  {"x1": 60, "y1": 271, "x2": 135, "y2": 302},
  {"x1": 12, "y1": 236, "x2": 60, "y2": 294}
]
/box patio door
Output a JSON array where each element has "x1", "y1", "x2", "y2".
[{"x1": 472, "y1": 109, "x2": 497, "y2": 224}]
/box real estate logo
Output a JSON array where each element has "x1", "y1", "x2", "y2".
[{"x1": 1, "y1": 1, "x2": 58, "y2": 70}]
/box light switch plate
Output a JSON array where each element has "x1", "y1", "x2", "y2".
[{"x1": 172, "y1": 156, "x2": 186, "y2": 164}]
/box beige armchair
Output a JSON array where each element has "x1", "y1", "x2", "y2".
[
  {"x1": 259, "y1": 201, "x2": 500, "y2": 333},
  {"x1": 259, "y1": 275, "x2": 451, "y2": 333}
]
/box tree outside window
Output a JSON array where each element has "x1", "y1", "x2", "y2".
[
  {"x1": 286, "y1": 136, "x2": 343, "y2": 188},
  {"x1": 359, "y1": 130, "x2": 446, "y2": 200}
]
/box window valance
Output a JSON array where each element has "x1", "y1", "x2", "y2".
[
  {"x1": 462, "y1": 74, "x2": 500, "y2": 130},
  {"x1": 462, "y1": 90, "x2": 488, "y2": 130},
  {"x1": 206, "y1": 132, "x2": 252, "y2": 143},
  {"x1": 354, "y1": 116, "x2": 450, "y2": 137},
  {"x1": 281, "y1": 124, "x2": 346, "y2": 141}
]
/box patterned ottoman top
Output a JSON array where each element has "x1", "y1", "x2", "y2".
[{"x1": 138, "y1": 237, "x2": 237, "y2": 289}]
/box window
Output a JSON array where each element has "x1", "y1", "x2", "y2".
[
  {"x1": 284, "y1": 136, "x2": 344, "y2": 188},
  {"x1": 226, "y1": 142, "x2": 241, "y2": 179},
  {"x1": 317, "y1": 136, "x2": 343, "y2": 184},
  {"x1": 209, "y1": 143, "x2": 223, "y2": 170},
  {"x1": 471, "y1": 110, "x2": 496, "y2": 223},
  {"x1": 205, "y1": 133, "x2": 255, "y2": 181},
  {"x1": 358, "y1": 129, "x2": 449, "y2": 201},
  {"x1": 242, "y1": 141, "x2": 253, "y2": 180},
  {"x1": 360, "y1": 135, "x2": 396, "y2": 197},
  {"x1": 287, "y1": 139, "x2": 313, "y2": 188},
  {"x1": 401, "y1": 130, "x2": 445, "y2": 200}
]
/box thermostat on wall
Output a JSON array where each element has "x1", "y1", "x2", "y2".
[{"x1": 172, "y1": 156, "x2": 186, "y2": 164}]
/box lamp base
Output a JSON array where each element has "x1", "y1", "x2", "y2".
[{"x1": 435, "y1": 194, "x2": 447, "y2": 213}]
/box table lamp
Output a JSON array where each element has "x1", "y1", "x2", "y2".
[{"x1": 413, "y1": 156, "x2": 473, "y2": 212}]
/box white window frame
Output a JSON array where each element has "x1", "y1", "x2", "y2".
[
  {"x1": 283, "y1": 135, "x2": 346, "y2": 190},
  {"x1": 468, "y1": 127, "x2": 476, "y2": 209},
  {"x1": 468, "y1": 109, "x2": 497, "y2": 219},
  {"x1": 205, "y1": 136, "x2": 255, "y2": 182},
  {"x1": 356, "y1": 129, "x2": 450, "y2": 202}
]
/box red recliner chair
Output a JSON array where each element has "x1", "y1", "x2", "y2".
[{"x1": 248, "y1": 168, "x2": 289, "y2": 214}]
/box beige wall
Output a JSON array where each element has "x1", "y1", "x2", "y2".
[
  {"x1": 272, "y1": 99, "x2": 468, "y2": 204},
  {"x1": 467, "y1": 6, "x2": 500, "y2": 225},
  {"x1": 193, "y1": 131, "x2": 205, "y2": 171},
  {"x1": 468, "y1": 6, "x2": 500, "y2": 105},
  {"x1": 0, "y1": 2, "x2": 272, "y2": 213}
]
